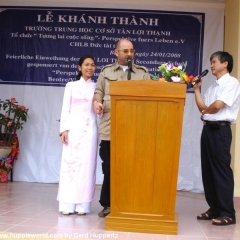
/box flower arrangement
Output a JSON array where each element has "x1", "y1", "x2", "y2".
[
  {"x1": 0, "y1": 98, "x2": 29, "y2": 147},
  {"x1": 151, "y1": 61, "x2": 194, "y2": 84}
]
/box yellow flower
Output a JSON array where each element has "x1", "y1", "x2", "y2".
[{"x1": 182, "y1": 72, "x2": 189, "y2": 81}]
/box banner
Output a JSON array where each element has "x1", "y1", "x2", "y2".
[{"x1": 0, "y1": 7, "x2": 204, "y2": 90}]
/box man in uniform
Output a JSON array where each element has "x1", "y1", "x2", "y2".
[{"x1": 93, "y1": 38, "x2": 151, "y2": 217}]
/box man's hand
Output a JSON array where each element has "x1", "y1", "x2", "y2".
[
  {"x1": 193, "y1": 76, "x2": 202, "y2": 90},
  {"x1": 200, "y1": 112, "x2": 204, "y2": 121}
]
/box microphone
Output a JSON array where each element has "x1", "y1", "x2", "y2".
[
  {"x1": 127, "y1": 57, "x2": 132, "y2": 80},
  {"x1": 192, "y1": 69, "x2": 209, "y2": 85}
]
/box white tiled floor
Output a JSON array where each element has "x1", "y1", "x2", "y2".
[{"x1": 0, "y1": 182, "x2": 239, "y2": 239}]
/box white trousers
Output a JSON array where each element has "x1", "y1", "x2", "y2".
[{"x1": 59, "y1": 201, "x2": 91, "y2": 213}]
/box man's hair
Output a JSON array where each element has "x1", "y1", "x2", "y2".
[
  {"x1": 210, "y1": 51, "x2": 233, "y2": 73},
  {"x1": 115, "y1": 38, "x2": 132, "y2": 49}
]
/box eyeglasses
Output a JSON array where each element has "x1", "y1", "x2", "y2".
[{"x1": 118, "y1": 49, "x2": 135, "y2": 54}]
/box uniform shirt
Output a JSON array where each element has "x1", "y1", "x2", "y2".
[
  {"x1": 95, "y1": 61, "x2": 151, "y2": 140},
  {"x1": 203, "y1": 73, "x2": 240, "y2": 123}
]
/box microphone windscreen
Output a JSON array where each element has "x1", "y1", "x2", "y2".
[{"x1": 127, "y1": 57, "x2": 132, "y2": 68}]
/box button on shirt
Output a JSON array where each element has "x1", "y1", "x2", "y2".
[{"x1": 203, "y1": 73, "x2": 240, "y2": 123}]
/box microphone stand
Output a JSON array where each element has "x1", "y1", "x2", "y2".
[{"x1": 127, "y1": 58, "x2": 132, "y2": 80}]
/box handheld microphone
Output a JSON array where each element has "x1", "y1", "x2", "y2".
[
  {"x1": 127, "y1": 57, "x2": 132, "y2": 80},
  {"x1": 192, "y1": 69, "x2": 209, "y2": 85}
]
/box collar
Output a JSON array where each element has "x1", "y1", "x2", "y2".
[
  {"x1": 80, "y1": 76, "x2": 92, "y2": 83},
  {"x1": 215, "y1": 73, "x2": 230, "y2": 86},
  {"x1": 113, "y1": 62, "x2": 137, "y2": 73}
]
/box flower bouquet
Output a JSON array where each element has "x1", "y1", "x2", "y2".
[{"x1": 150, "y1": 61, "x2": 194, "y2": 84}]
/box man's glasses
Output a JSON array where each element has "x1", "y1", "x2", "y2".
[{"x1": 118, "y1": 49, "x2": 135, "y2": 54}]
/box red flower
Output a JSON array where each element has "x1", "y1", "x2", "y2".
[
  {"x1": 9, "y1": 98, "x2": 16, "y2": 103},
  {"x1": 7, "y1": 121, "x2": 12, "y2": 127},
  {"x1": 188, "y1": 75, "x2": 195, "y2": 82},
  {"x1": 18, "y1": 105, "x2": 26, "y2": 111},
  {"x1": 6, "y1": 158, "x2": 13, "y2": 167}
]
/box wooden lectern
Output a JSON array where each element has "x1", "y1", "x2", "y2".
[{"x1": 105, "y1": 80, "x2": 186, "y2": 235}]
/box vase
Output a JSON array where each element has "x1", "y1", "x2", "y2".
[{"x1": 0, "y1": 146, "x2": 13, "y2": 158}]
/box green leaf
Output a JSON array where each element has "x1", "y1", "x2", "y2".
[{"x1": 150, "y1": 73, "x2": 160, "y2": 80}]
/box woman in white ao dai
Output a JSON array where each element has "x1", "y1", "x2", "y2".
[{"x1": 57, "y1": 55, "x2": 98, "y2": 215}]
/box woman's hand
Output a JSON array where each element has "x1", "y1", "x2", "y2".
[
  {"x1": 93, "y1": 100, "x2": 103, "y2": 115},
  {"x1": 60, "y1": 131, "x2": 68, "y2": 145}
]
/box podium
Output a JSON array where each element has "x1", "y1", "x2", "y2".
[{"x1": 105, "y1": 80, "x2": 186, "y2": 234}]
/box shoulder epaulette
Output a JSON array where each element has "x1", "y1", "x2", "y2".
[
  {"x1": 101, "y1": 63, "x2": 115, "y2": 72},
  {"x1": 134, "y1": 64, "x2": 148, "y2": 72}
]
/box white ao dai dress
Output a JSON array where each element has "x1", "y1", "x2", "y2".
[{"x1": 57, "y1": 77, "x2": 97, "y2": 213}]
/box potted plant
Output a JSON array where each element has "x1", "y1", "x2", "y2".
[
  {"x1": 0, "y1": 98, "x2": 28, "y2": 183},
  {"x1": 0, "y1": 98, "x2": 29, "y2": 157}
]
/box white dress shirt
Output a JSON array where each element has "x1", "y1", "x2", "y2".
[{"x1": 203, "y1": 73, "x2": 240, "y2": 123}]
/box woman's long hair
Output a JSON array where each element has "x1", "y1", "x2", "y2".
[{"x1": 75, "y1": 55, "x2": 96, "y2": 80}]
